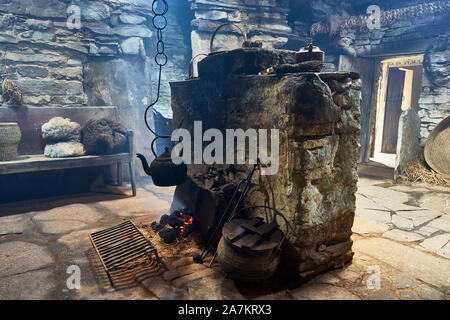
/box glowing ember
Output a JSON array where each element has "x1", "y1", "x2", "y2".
[{"x1": 151, "y1": 208, "x2": 195, "y2": 243}]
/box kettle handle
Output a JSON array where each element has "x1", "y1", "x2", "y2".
[
  {"x1": 150, "y1": 118, "x2": 184, "y2": 158},
  {"x1": 187, "y1": 53, "x2": 209, "y2": 79},
  {"x1": 210, "y1": 23, "x2": 247, "y2": 53}
]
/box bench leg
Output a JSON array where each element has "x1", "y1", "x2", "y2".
[
  {"x1": 117, "y1": 162, "x2": 123, "y2": 186},
  {"x1": 129, "y1": 160, "x2": 137, "y2": 197}
]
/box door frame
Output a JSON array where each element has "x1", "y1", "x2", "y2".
[{"x1": 373, "y1": 54, "x2": 424, "y2": 154}]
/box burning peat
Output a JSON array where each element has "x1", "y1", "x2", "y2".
[{"x1": 151, "y1": 209, "x2": 194, "y2": 244}]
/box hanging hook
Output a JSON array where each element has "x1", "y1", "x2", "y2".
[{"x1": 144, "y1": 0, "x2": 184, "y2": 158}]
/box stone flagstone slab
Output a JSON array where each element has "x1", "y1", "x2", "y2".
[
  {"x1": 0, "y1": 241, "x2": 53, "y2": 277},
  {"x1": 417, "y1": 225, "x2": 440, "y2": 237},
  {"x1": 391, "y1": 214, "x2": 414, "y2": 230},
  {"x1": 393, "y1": 273, "x2": 419, "y2": 289},
  {"x1": 396, "y1": 210, "x2": 442, "y2": 227},
  {"x1": 353, "y1": 238, "x2": 450, "y2": 288},
  {"x1": 352, "y1": 216, "x2": 390, "y2": 235},
  {"x1": 355, "y1": 194, "x2": 391, "y2": 223},
  {"x1": 32, "y1": 204, "x2": 103, "y2": 234},
  {"x1": 98, "y1": 196, "x2": 170, "y2": 217},
  {"x1": 420, "y1": 234, "x2": 450, "y2": 259},
  {"x1": 37, "y1": 220, "x2": 89, "y2": 235},
  {"x1": 374, "y1": 198, "x2": 426, "y2": 212},
  {"x1": 0, "y1": 214, "x2": 28, "y2": 236},
  {"x1": 416, "y1": 284, "x2": 445, "y2": 300},
  {"x1": 0, "y1": 269, "x2": 56, "y2": 300},
  {"x1": 357, "y1": 186, "x2": 410, "y2": 204},
  {"x1": 426, "y1": 215, "x2": 450, "y2": 233},
  {"x1": 33, "y1": 204, "x2": 103, "y2": 223},
  {"x1": 383, "y1": 229, "x2": 424, "y2": 242},
  {"x1": 418, "y1": 193, "x2": 450, "y2": 215},
  {"x1": 437, "y1": 242, "x2": 450, "y2": 259},
  {"x1": 289, "y1": 283, "x2": 360, "y2": 300}
]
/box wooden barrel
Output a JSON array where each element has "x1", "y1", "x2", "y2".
[{"x1": 216, "y1": 237, "x2": 281, "y2": 282}]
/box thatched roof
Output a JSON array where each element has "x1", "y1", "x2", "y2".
[{"x1": 310, "y1": 0, "x2": 450, "y2": 35}]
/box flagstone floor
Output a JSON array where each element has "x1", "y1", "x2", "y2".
[{"x1": 0, "y1": 163, "x2": 449, "y2": 300}]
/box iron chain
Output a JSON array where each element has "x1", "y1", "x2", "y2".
[{"x1": 145, "y1": 0, "x2": 170, "y2": 157}]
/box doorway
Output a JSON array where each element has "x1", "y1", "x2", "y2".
[{"x1": 372, "y1": 55, "x2": 423, "y2": 167}]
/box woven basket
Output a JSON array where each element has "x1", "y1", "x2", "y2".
[
  {"x1": 0, "y1": 122, "x2": 22, "y2": 161},
  {"x1": 424, "y1": 116, "x2": 450, "y2": 177}
]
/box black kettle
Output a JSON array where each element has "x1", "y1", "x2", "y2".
[
  {"x1": 295, "y1": 43, "x2": 325, "y2": 63},
  {"x1": 136, "y1": 147, "x2": 187, "y2": 187}
]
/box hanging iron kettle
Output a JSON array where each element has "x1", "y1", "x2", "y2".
[
  {"x1": 138, "y1": 0, "x2": 186, "y2": 187},
  {"x1": 295, "y1": 43, "x2": 325, "y2": 63},
  {"x1": 137, "y1": 147, "x2": 187, "y2": 187}
]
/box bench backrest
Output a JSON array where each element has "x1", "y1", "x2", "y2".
[{"x1": 0, "y1": 106, "x2": 119, "y2": 155}]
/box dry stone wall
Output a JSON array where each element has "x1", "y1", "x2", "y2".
[
  {"x1": 305, "y1": 1, "x2": 450, "y2": 145},
  {"x1": 0, "y1": 0, "x2": 192, "y2": 156},
  {"x1": 188, "y1": 0, "x2": 294, "y2": 57}
]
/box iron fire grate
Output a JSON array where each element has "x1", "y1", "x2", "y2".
[{"x1": 89, "y1": 220, "x2": 160, "y2": 289}]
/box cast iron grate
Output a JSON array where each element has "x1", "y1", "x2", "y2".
[{"x1": 89, "y1": 220, "x2": 159, "y2": 289}]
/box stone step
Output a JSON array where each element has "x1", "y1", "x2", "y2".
[
  {"x1": 175, "y1": 262, "x2": 208, "y2": 277},
  {"x1": 139, "y1": 276, "x2": 185, "y2": 300},
  {"x1": 172, "y1": 268, "x2": 216, "y2": 288},
  {"x1": 172, "y1": 257, "x2": 194, "y2": 268}
]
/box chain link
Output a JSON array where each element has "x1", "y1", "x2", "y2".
[{"x1": 144, "y1": 0, "x2": 170, "y2": 157}]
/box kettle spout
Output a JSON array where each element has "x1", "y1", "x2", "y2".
[{"x1": 136, "y1": 153, "x2": 152, "y2": 176}]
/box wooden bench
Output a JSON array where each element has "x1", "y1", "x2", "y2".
[{"x1": 0, "y1": 106, "x2": 136, "y2": 196}]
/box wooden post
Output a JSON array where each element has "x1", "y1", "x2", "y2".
[
  {"x1": 116, "y1": 162, "x2": 123, "y2": 186},
  {"x1": 128, "y1": 130, "x2": 137, "y2": 197}
]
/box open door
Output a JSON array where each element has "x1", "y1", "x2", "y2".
[
  {"x1": 339, "y1": 55, "x2": 376, "y2": 163},
  {"x1": 381, "y1": 68, "x2": 405, "y2": 153}
]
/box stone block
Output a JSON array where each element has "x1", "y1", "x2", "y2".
[
  {"x1": 16, "y1": 65, "x2": 49, "y2": 78},
  {"x1": 394, "y1": 108, "x2": 420, "y2": 179},
  {"x1": 120, "y1": 37, "x2": 144, "y2": 55},
  {"x1": 25, "y1": 18, "x2": 52, "y2": 30},
  {"x1": 16, "y1": 79, "x2": 83, "y2": 96},
  {"x1": 80, "y1": 2, "x2": 111, "y2": 22},
  {"x1": 119, "y1": 14, "x2": 147, "y2": 25}
]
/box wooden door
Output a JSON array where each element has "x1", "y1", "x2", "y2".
[
  {"x1": 381, "y1": 68, "x2": 405, "y2": 153},
  {"x1": 339, "y1": 55, "x2": 376, "y2": 163}
]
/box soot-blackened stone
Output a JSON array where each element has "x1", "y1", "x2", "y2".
[
  {"x1": 183, "y1": 224, "x2": 195, "y2": 237},
  {"x1": 167, "y1": 216, "x2": 184, "y2": 228},
  {"x1": 159, "y1": 227, "x2": 179, "y2": 244},
  {"x1": 159, "y1": 214, "x2": 170, "y2": 225},
  {"x1": 151, "y1": 221, "x2": 163, "y2": 232}
]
